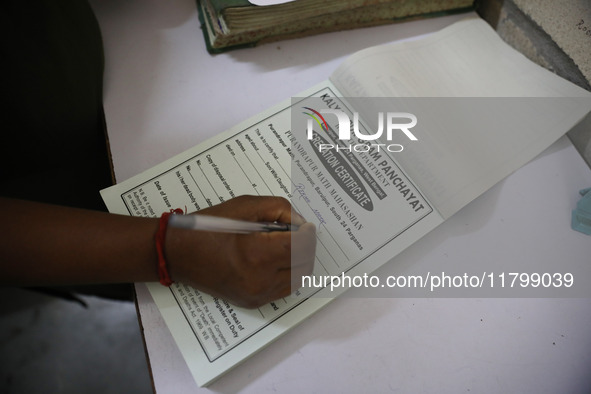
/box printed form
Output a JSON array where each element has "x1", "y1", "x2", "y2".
[
  {"x1": 102, "y1": 82, "x2": 444, "y2": 385},
  {"x1": 101, "y1": 18, "x2": 591, "y2": 386}
]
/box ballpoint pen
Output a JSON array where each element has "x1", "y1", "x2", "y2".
[{"x1": 168, "y1": 213, "x2": 298, "y2": 234}]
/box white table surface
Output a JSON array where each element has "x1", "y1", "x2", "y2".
[{"x1": 90, "y1": 1, "x2": 591, "y2": 392}]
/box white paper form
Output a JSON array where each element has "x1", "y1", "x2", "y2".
[
  {"x1": 330, "y1": 17, "x2": 591, "y2": 219},
  {"x1": 101, "y1": 79, "x2": 444, "y2": 385},
  {"x1": 101, "y1": 18, "x2": 591, "y2": 386}
]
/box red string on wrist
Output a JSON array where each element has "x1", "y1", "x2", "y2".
[{"x1": 155, "y1": 208, "x2": 184, "y2": 287}]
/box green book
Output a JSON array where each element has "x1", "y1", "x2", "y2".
[{"x1": 197, "y1": 0, "x2": 475, "y2": 53}]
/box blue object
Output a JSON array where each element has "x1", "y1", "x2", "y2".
[{"x1": 572, "y1": 187, "x2": 591, "y2": 235}]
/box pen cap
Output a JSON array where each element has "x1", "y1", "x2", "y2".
[{"x1": 168, "y1": 214, "x2": 277, "y2": 234}]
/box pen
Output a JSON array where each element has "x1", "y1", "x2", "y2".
[{"x1": 168, "y1": 213, "x2": 298, "y2": 234}]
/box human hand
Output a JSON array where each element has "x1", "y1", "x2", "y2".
[{"x1": 164, "y1": 195, "x2": 316, "y2": 308}]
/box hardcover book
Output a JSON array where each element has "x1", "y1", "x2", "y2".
[{"x1": 198, "y1": 0, "x2": 474, "y2": 52}]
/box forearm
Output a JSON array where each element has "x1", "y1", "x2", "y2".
[
  {"x1": 0, "y1": 195, "x2": 317, "y2": 308},
  {"x1": 0, "y1": 197, "x2": 160, "y2": 286}
]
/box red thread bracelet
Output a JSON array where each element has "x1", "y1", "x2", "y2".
[{"x1": 155, "y1": 208, "x2": 184, "y2": 286}]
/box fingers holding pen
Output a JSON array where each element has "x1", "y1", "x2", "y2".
[
  {"x1": 239, "y1": 222, "x2": 316, "y2": 306},
  {"x1": 165, "y1": 195, "x2": 317, "y2": 309},
  {"x1": 239, "y1": 220, "x2": 316, "y2": 268}
]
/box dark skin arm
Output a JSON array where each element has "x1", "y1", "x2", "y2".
[{"x1": 0, "y1": 195, "x2": 316, "y2": 308}]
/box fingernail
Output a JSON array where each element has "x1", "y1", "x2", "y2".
[{"x1": 292, "y1": 210, "x2": 306, "y2": 224}]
